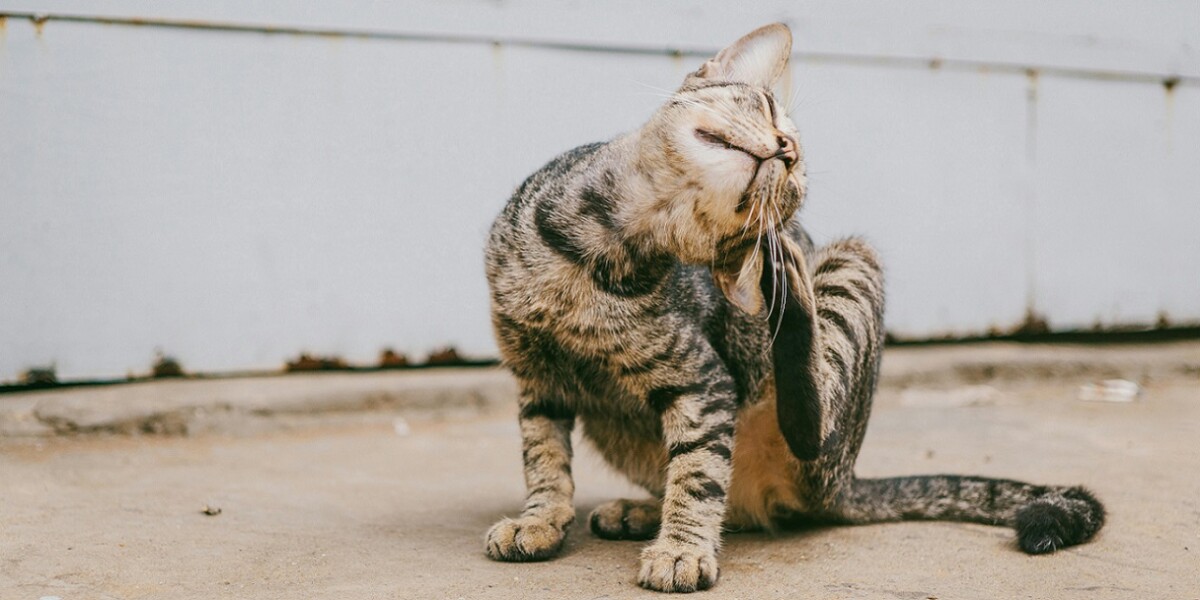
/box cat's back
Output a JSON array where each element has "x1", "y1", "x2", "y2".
[{"x1": 486, "y1": 141, "x2": 607, "y2": 261}]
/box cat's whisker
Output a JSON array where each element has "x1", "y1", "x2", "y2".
[
  {"x1": 764, "y1": 219, "x2": 781, "y2": 322},
  {"x1": 631, "y1": 82, "x2": 688, "y2": 103},
  {"x1": 749, "y1": 194, "x2": 769, "y2": 279},
  {"x1": 740, "y1": 188, "x2": 763, "y2": 234},
  {"x1": 769, "y1": 207, "x2": 789, "y2": 345},
  {"x1": 786, "y1": 83, "x2": 803, "y2": 114}
]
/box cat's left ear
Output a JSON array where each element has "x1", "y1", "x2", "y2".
[{"x1": 691, "y1": 23, "x2": 792, "y2": 88}]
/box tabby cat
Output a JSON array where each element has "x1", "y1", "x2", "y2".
[{"x1": 482, "y1": 23, "x2": 1104, "y2": 593}]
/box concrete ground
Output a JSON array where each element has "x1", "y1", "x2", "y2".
[{"x1": 2, "y1": 342, "x2": 1198, "y2": 599}]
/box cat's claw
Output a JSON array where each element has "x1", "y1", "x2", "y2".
[
  {"x1": 637, "y1": 542, "x2": 719, "y2": 593},
  {"x1": 485, "y1": 516, "x2": 566, "y2": 562}
]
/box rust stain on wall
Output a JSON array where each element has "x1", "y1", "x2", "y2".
[
  {"x1": 151, "y1": 353, "x2": 186, "y2": 378},
  {"x1": 1164, "y1": 76, "x2": 1179, "y2": 152},
  {"x1": 30, "y1": 13, "x2": 46, "y2": 37},
  {"x1": 285, "y1": 353, "x2": 350, "y2": 372},
  {"x1": 379, "y1": 348, "x2": 409, "y2": 369}
]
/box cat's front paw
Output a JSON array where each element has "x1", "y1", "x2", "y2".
[
  {"x1": 637, "y1": 542, "x2": 719, "y2": 593},
  {"x1": 589, "y1": 498, "x2": 661, "y2": 540},
  {"x1": 485, "y1": 516, "x2": 566, "y2": 562}
]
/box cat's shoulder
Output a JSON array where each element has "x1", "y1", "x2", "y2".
[{"x1": 512, "y1": 141, "x2": 607, "y2": 201}]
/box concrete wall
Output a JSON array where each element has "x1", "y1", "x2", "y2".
[{"x1": 1, "y1": 2, "x2": 1198, "y2": 381}]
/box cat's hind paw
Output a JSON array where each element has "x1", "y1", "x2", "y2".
[
  {"x1": 637, "y1": 542, "x2": 719, "y2": 593},
  {"x1": 589, "y1": 498, "x2": 661, "y2": 541},
  {"x1": 485, "y1": 516, "x2": 566, "y2": 562}
]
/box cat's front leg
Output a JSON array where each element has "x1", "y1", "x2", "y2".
[
  {"x1": 638, "y1": 374, "x2": 737, "y2": 592},
  {"x1": 485, "y1": 393, "x2": 576, "y2": 562}
]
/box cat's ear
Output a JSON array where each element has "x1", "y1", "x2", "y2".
[
  {"x1": 714, "y1": 250, "x2": 765, "y2": 316},
  {"x1": 692, "y1": 23, "x2": 792, "y2": 88}
]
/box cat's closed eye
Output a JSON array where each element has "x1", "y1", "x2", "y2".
[{"x1": 694, "y1": 129, "x2": 740, "y2": 152}]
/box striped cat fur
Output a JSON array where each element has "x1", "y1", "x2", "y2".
[{"x1": 482, "y1": 23, "x2": 1104, "y2": 593}]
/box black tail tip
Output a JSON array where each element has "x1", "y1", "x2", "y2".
[{"x1": 1015, "y1": 486, "x2": 1105, "y2": 555}]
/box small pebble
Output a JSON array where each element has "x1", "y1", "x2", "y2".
[
  {"x1": 1078, "y1": 379, "x2": 1141, "y2": 403},
  {"x1": 394, "y1": 417, "x2": 411, "y2": 437},
  {"x1": 201, "y1": 505, "x2": 222, "y2": 516}
]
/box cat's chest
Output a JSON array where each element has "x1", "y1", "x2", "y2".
[{"x1": 532, "y1": 306, "x2": 689, "y2": 409}]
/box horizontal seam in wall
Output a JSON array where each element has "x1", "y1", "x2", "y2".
[{"x1": 1, "y1": 11, "x2": 1197, "y2": 86}]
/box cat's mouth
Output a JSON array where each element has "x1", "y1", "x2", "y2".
[
  {"x1": 734, "y1": 157, "x2": 803, "y2": 221},
  {"x1": 692, "y1": 128, "x2": 801, "y2": 218}
]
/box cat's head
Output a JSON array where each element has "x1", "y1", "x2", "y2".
[{"x1": 633, "y1": 23, "x2": 806, "y2": 314}]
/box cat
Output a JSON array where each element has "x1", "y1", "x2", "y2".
[{"x1": 482, "y1": 23, "x2": 1104, "y2": 593}]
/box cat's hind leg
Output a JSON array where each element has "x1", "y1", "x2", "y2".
[
  {"x1": 589, "y1": 498, "x2": 661, "y2": 540},
  {"x1": 485, "y1": 393, "x2": 576, "y2": 562},
  {"x1": 798, "y1": 239, "x2": 1106, "y2": 553}
]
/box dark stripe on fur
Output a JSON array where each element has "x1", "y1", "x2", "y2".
[
  {"x1": 814, "y1": 256, "x2": 849, "y2": 277},
  {"x1": 534, "y1": 200, "x2": 589, "y2": 266},
  {"x1": 682, "y1": 471, "x2": 726, "y2": 502},
  {"x1": 520, "y1": 398, "x2": 575, "y2": 421},
  {"x1": 578, "y1": 185, "x2": 617, "y2": 230},
  {"x1": 591, "y1": 247, "x2": 672, "y2": 298},
  {"x1": 819, "y1": 307, "x2": 859, "y2": 347},
  {"x1": 669, "y1": 427, "x2": 732, "y2": 461},
  {"x1": 646, "y1": 382, "x2": 708, "y2": 413}
]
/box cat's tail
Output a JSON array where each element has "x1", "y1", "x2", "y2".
[{"x1": 829, "y1": 475, "x2": 1105, "y2": 554}]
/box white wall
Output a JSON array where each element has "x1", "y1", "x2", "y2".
[{"x1": 1, "y1": 2, "x2": 1198, "y2": 381}]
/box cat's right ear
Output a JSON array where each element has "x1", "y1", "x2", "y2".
[
  {"x1": 689, "y1": 23, "x2": 792, "y2": 88},
  {"x1": 713, "y1": 250, "x2": 765, "y2": 316}
]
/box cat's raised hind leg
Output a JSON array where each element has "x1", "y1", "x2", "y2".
[
  {"x1": 485, "y1": 393, "x2": 576, "y2": 562},
  {"x1": 799, "y1": 239, "x2": 1106, "y2": 553}
]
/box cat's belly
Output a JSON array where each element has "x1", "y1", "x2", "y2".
[
  {"x1": 726, "y1": 399, "x2": 809, "y2": 529},
  {"x1": 580, "y1": 409, "x2": 669, "y2": 496},
  {"x1": 580, "y1": 398, "x2": 810, "y2": 530}
]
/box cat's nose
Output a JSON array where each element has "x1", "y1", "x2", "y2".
[{"x1": 772, "y1": 134, "x2": 799, "y2": 170}]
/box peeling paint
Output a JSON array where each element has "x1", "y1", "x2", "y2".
[
  {"x1": 1013, "y1": 308, "x2": 1051, "y2": 336},
  {"x1": 1164, "y1": 76, "x2": 1178, "y2": 153},
  {"x1": 151, "y1": 353, "x2": 185, "y2": 378},
  {"x1": 285, "y1": 353, "x2": 350, "y2": 372},
  {"x1": 491, "y1": 40, "x2": 506, "y2": 102},
  {"x1": 1023, "y1": 68, "x2": 1040, "y2": 320},
  {"x1": 1156, "y1": 312, "x2": 1172, "y2": 330},
  {"x1": 379, "y1": 348, "x2": 409, "y2": 368},
  {"x1": 426, "y1": 347, "x2": 464, "y2": 365},
  {"x1": 669, "y1": 47, "x2": 685, "y2": 74},
  {"x1": 21, "y1": 366, "x2": 57, "y2": 386}
]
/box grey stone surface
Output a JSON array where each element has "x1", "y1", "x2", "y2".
[{"x1": 1, "y1": 342, "x2": 1198, "y2": 598}]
